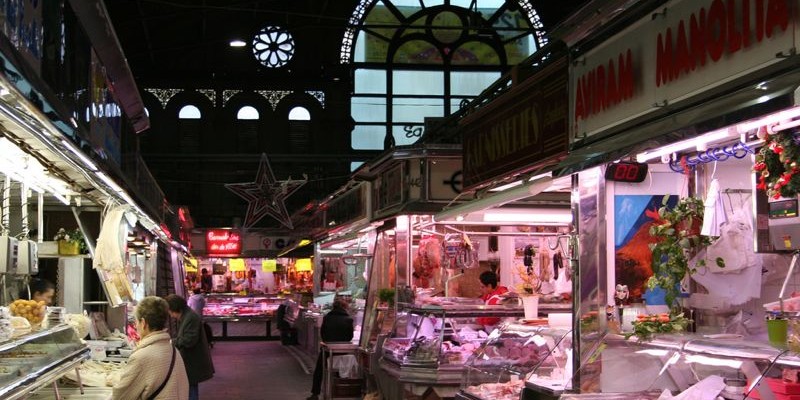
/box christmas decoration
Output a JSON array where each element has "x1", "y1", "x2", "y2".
[
  {"x1": 754, "y1": 130, "x2": 800, "y2": 199},
  {"x1": 225, "y1": 153, "x2": 307, "y2": 229}
]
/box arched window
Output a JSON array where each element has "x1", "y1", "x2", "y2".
[
  {"x1": 236, "y1": 106, "x2": 260, "y2": 152},
  {"x1": 288, "y1": 106, "x2": 311, "y2": 121},
  {"x1": 342, "y1": 0, "x2": 547, "y2": 150},
  {"x1": 237, "y1": 106, "x2": 259, "y2": 120},
  {"x1": 177, "y1": 104, "x2": 202, "y2": 152},
  {"x1": 287, "y1": 106, "x2": 311, "y2": 153},
  {"x1": 178, "y1": 105, "x2": 202, "y2": 119}
]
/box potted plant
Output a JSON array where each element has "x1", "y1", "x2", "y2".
[
  {"x1": 646, "y1": 196, "x2": 724, "y2": 311},
  {"x1": 378, "y1": 288, "x2": 396, "y2": 307},
  {"x1": 54, "y1": 228, "x2": 88, "y2": 255}
]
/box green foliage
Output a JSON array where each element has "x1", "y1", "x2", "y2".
[
  {"x1": 54, "y1": 228, "x2": 88, "y2": 254},
  {"x1": 624, "y1": 313, "x2": 692, "y2": 342},
  {"x1": 378, "y1": 288, "x2": 396, "y2": 305},
  {"x1": 646, "y1": 196, "x2": 723, "y2": 311}
]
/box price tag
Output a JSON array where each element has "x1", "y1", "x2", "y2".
[
  {"x1": 262, "y1": 259, "x2": 277, "y2": 272},
  {"x1": 531, "y1": 334, "x2": 547, "y2": 347},
  {"x1": 229, "y1": 258, "x2": 246, "y2": 271}
]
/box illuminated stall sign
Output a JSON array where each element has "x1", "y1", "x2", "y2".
[
  {"x1": 571, "y1": 0, "x2": 795, "y2": 141},
  {"x1": 206, "y1": 230, "x2": 242, "y2": 256},
  {"x1": 461, "y1": 57, "x2": 569, "y2": 190}
]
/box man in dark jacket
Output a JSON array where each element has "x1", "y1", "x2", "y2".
[
  {"x1": 306, "y1": 297, "x2": 354, "y2": 400},
  {"x1": 166, "y1": 294, "x2": 214, "y2": 400}
]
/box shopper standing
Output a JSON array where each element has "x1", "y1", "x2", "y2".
[
  {"x1": 166, "y1": 295, "x2": 214, "y2": 400},
  {"x1": 113, "y1": 296, "x2": 189, "y2": 399},
  {"x1": 306, "y1": 297, "x2": 354, "y2": 400},
  {"x1": 187, "y1": 288, "x2": 206, "y2": 316},
  {"x1": 199, "y1": 268, "x2": 212, "y2": 293}
]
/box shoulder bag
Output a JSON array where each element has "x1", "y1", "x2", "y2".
[{"x1": 147, "y1": 346, "x2": 176, "y2": 400}]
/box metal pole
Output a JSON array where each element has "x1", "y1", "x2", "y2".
[
  {"x1": 71, "y1": 206, "x2": 95, "y2": 258},
  {"x1": 1, "y1": 176, "x2": 9, "y2": 235},
  {"x1": 37, "y1": 192, "x2": 43, "y2": 243}
]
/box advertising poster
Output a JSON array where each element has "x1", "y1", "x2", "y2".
[{"x1": 614, "y1": 195, "x2": 678, "y2": 301}]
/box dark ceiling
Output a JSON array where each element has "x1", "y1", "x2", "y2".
[
  {"x1": 104, "y1": 0, "x2": 590, "y2": 86},
  {"x1": 101, "y1": 0, "x2": 591, "y2": 230}
]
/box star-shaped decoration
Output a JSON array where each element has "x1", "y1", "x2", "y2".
[{"x1": 225, "y1": 153, "x2": 307, "y2": 229}]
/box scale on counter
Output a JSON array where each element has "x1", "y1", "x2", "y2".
[{"x1": 766, "y1": 195, "x2": 800, "y2": 251}]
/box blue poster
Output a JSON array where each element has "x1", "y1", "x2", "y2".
[{"x1": 614, "y1": 195, "x2": 678, "y2": 301}]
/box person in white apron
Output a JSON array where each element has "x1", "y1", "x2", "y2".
[{"x1": 321, "y1": 271, "x2": 341, "y2": 292}]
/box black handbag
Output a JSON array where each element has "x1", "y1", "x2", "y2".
[{"x1": 147, "y1": 346, "x2": 176, "y2": 400}]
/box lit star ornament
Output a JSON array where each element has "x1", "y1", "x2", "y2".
[{"x1": 225, "y1": 154, "x2": 307, "y2": 229}]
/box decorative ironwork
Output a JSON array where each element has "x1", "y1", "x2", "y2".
[
  {"x1": 340, "y1": 0, "x2": 374, "y2": 64},
  {"x1": 518, "y1": 0, "x2": 548, "y2": 46},
  {"x1": 257, "y1": 90, "x2": 292, "y2": 110},
  {"x1": 305, "y1": 91, "x2": 326, "y2": 108},
  {"x1": 253, "y1": 26, "x2": 295, "y2": 68},
  {"x1": 146, "y1": 88, "x2": 182, "y2": 107},
  {"x1": 222, "y1": 90, "x2": 242, "y2": 106},
  {"x1": 197, "y1": 89, "x2": 217, "y2": 106},
  {"x1": 340, "y1": 0, "x2": 546, "y2": 64}
]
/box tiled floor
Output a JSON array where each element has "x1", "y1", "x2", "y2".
[{"x1": 199, "y1": 341, "x2": 313, "y2": 399}]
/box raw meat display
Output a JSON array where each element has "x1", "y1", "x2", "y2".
[
  {"x1": 473, "y1": 337, "x2": 551, "y2": 368},
  {"x1": 465, "y1": 379, "x2": 525, "y2": 400},
  {"x1": 413, "y1": 237, "x2": 442, "y2": 287}
]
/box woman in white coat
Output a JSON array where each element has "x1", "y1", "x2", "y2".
[{"x1": 113, "y1": 296, "x2": 190, "y2": 400}]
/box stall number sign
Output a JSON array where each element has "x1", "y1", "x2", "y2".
[
  {"x1": 604, "y1": 162, "x2": 648, "y2": 183},
  {"x1": 206, "y1": 230, "x2": 242, "y2": 255}
]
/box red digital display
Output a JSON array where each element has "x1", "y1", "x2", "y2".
[
  {"x1": 206, "y1": 230, "x2": 242, "y2": 256},
  {"x1": 605, "y1": 162, "x2": 648, "y2": 183}
]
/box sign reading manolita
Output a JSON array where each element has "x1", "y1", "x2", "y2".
[
  {"x1": 461, "y1": 58, "x2": 569, "y2": 190},
  {"x1": 571, "y1": 0, "x2": 796, "y2": 141}
]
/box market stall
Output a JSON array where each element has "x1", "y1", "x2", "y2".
[
  {"x1": 556, "y1": 0, "x2": 800, "y2": 398},
  {"x1": 365, "y1": 44, "x2": 574, "y2": 400}
]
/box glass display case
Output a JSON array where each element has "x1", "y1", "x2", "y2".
[
  {"x1": 202, "y1": 294, "x2": 284, "y2": 318},
  {"x1": 567, "y1": 333, "x2": 800, "y2": 399},
  {"x1": 377, "y1": 301, "x2": 526, "y2": 399},
  {"x1": 0, "y1": 324, "x2": 90, "y2": 400},
  {"x1": 203, "y1": 294, "x2": 286, "y2": 340},
  {"x1": 456, "y1": 323, "x2": 572, "y2": 400}
]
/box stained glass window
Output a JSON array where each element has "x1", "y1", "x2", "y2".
[{"x1": 342, "y1": 0, "x2": 547, "y2": 150}]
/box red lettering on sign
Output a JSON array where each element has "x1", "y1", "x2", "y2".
[
  {"x1": 656, "y1": 0, "x2": 789, "y2": 87},
  {"x1": 574, "y1": 49, "x2": 635, "y2": 122},
  {"x1": 206, "y1": 230, "x2": 242, "y2": 255}
]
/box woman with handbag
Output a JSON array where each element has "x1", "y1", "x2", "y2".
[
  {"x1": 166, "y1": 294, "x2": 214, "y2": 400},
  {"x1": 113, "y1": 296, "x2": 189, "y2": 399}
]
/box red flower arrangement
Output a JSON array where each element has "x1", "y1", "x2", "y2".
[{"x1": 754, "y1": 131, "x2": 800, "y2": 199}]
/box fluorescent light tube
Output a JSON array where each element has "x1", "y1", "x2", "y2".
[
  {"x1": 489, "y1": 180, "x2": 522, "y2": 192},
  {"x1": 737, "y1": 105, "x2": 800, "y2": 133},
  {"x1": 482, "y1": 212, "x2": 572, "y2": 224},
  {"x1": 636, "y1": 129, "x2": 732, "y2": 162},
  {"x1": 61, "y1": 139, "x2": 98, "y2": 171}
]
